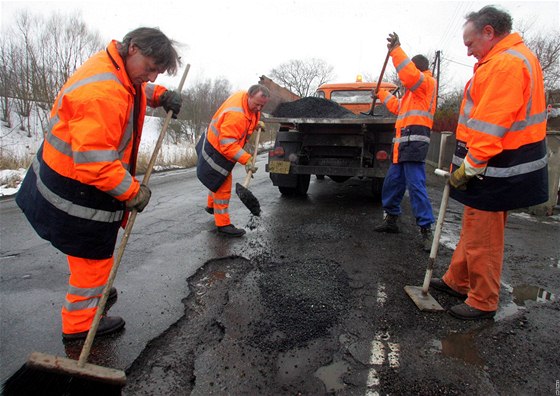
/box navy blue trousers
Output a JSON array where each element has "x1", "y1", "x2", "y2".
[{"x1": 381, "y1": 162, "x2": 435, "y2": 228}]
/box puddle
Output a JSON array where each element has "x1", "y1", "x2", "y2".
[
  {"x1": 430, "y1": 331, "x2": 485, "y2": 367},
  {"x1": 314, "y1": 360, "x2": 350, "y2": 392},
  {"x1": 512, "y1": 284, "x2": 555, "y2": 305},
  {"x1": 496, "y1": 282, "x2": 556, "y2": 320}
]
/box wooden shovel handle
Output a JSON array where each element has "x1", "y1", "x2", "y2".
[{"x1": 242, "y1": 126, "x2": 262, "y2": 187}]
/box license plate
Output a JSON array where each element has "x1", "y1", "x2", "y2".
[{"x1": 269, "y1": 160, "x2": 291, "y2": 174}]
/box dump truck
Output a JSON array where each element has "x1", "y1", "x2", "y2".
[{"x1": 259, "y1": 75, "x2": 398, "y2": 197}]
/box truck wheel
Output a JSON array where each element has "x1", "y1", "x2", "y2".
[
  {"x1": 329, "y1": 175, "x2": 350, "y2": 183},
  {"x1": 278, "y1": 174, "x2": 310, "y2": 196}
]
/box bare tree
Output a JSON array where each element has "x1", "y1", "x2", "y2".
[
  {"x1": 269, "y1": 58, "x2": 335, "y2": 97},
  {"x1": 170, "y1": 77, "x2": 232, "y2": 144},
  {"x1": 525, "y1": 31, "x2": 560, "y2": 90},
  {"x1": 1, "y1": 10, "x2": 103, "y2": 137}
]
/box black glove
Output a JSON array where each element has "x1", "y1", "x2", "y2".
[
  {"x1": 387, "y1": 32, "x2": 400, "y2": 51},
  {"x1": 125, "y1": 184, "x2": 151, "y2": 212},
  {"x1": 160, "y1": 90, "x2": 182, "y2": 119}
]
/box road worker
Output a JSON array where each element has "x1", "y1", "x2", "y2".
[
  {"x1": 430, "y1": 5, "x2": 548, "y2": 320},
  {"x1": 196, "y1": 84, "x2": 269, "y2": 237},
  {"x1": 374, "y1": 33, "x2": 438, "y2": 252},
  {"x1": 16, "y1": 27, "x2": 183, "y2": 340}
]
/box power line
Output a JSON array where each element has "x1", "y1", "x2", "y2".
[{"x1": 442, "y1": 56, "x2": 472, "y2": 68}]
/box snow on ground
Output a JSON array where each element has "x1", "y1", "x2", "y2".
[{"x1": 0, "y1": 112, "x2": 195, "y2": 197}]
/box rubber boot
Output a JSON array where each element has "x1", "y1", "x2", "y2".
[
  {"x1": 374, "y1": 214, "x2": 399, "y2": 233},
  {"x1": 421, "y1": 227, "x2": 433, "y2": 252}
]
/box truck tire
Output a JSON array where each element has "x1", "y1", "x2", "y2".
[
  {"x1": 328, "y1": 175, "x2": 350, "y2": 183},
  {"x1": 278, "y1": 174, "x2": 310, "y2": 196}
]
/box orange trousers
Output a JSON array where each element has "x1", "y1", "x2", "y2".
[
  {"x1": 443, "y1": 206, "x2": 508, "y2": 312},
  {"x1": 207, "y1": 172, "x2": 232, "y2": 227},
  {"x1": 61, "y1": 255, "x2": 113, "y2": 334}
]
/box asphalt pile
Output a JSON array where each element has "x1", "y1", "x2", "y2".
[
  {"x1": 272, "y1": 97, "x2": 360, "y2": 119},
  {"x1": 254, "y1": 258, "x2": 351, "y2": 351}
]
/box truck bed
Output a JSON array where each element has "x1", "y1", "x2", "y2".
[{"x1": 262, "y1": 116, "x2": 396, "y2": 125}]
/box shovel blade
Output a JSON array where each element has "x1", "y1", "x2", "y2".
[
  {"x1": 235, "y1": 183, "x2": 261, "y2": 216},
  {"x1": 404, "y1": 286, "x2": 445, "y2": 312}
]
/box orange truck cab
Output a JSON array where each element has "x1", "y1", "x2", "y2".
[{"x1": 315, "y1": 77, "x2": 398, "y2": 115}]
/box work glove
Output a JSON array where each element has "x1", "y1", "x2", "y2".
[
  {"x1": 257, "y1": 121, "x2": 266, "y2": 132},
  {"x1": 449, "y1": 163, "x2": 471, "y2": 191},
  {"x1": 245, "y1": 157, "x2": 258, "y2": 174},
  {"x1": 125, "y1": 184, "x2": 151, "y2": 212},
  {"x1": 160, "y1": 90, "x2": 182, "y2": 119},
  {"x1": 387, "y1": 32, "x2": 400, "y2": 51}
]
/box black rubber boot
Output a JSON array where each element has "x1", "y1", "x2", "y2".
[
  {"x1": 374, "y1": 214, "x2": 400, "y2": 233},
  {"x1": 421, "y1": 227, "x2": 433, "y2": 252},
  {"x1": 217, "y1": 224, "x2": 246, "y2": 237}
]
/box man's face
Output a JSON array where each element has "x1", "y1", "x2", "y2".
[
  {"x1": 463, "y1": 21, "x2": 495, "y2": 61},
  {"x1": 247, "y1": 92, "x2": 269, "y2": 113},
  {"x1": 125, "y1": 44, "x2": 164, "y2": 84}
]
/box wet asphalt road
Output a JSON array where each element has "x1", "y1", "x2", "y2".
[{"x1": 1, "y1": 153, "x2": 559, "y2": 395}]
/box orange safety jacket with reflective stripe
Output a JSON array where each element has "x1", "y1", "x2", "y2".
[
  {"x1": 196, "y1": 91, "x2": 259, "y2": 192},
  {"x1": 16, "y1": 40, "x2": 168, "y2": 259},
  {"x1": 450, "y1": 33, "x2": 548, "y2": 211},
  {"x1": 377, "y1": 46, "x2": 437, "y2": 163}
]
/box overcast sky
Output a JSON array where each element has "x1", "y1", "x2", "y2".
[{"x1": 1, "y1": 1, "x2": 559, "y2": 93}]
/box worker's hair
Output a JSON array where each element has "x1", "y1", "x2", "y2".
[
  {"x1": 411, "y1": 55, "x2": 430, "y2": 72},
  {"x1": 248, "y1": 84, "x2": 271, "y2": 98},
  {"x1": 119, "y1": 27, "x2": 181, "y2": 75},
  {"x1": 464, "y1": 5, "x2": 512, "y2": 36}
]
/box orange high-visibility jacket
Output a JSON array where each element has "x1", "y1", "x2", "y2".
[
  {"x1": 16, "y1": 40, "x2": 168, "y2": 259},
  {"x1": 377, "y1": 46, "x2": 437, "y2": 163},
  {"x1": 196, "y1": 91, "x2": 259, "y2": 192},
  {"x1": 450, "y1": 33, "x2": 548, "y2": 211}
]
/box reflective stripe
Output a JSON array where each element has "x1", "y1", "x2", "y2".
[
  {"x1": 395, "y1": 58, "x2": 410, "y2": 73},
  {"x1": 220, "y1": 138, "x2": 237, "y2": 145},
  {"x1": 105, "y1": 171, "x2": 134, "y2": 197},
  {"x1": 467, "y1": 152, "x2": 487, "y2": 165},
  {"x1": 214, "y1": 199, "x2": 229, "y2": 205},
  {"x1": 453, "y1": 153, "x2": 547, "y2": 178},
  {"x1": 201, "y1": 134, "x2": 230, "y2": 177},
  {"x1": 382, "y1": 94, "x2": 394, "y2": 106},
  {"x1": 393, "y1": 135, "x2": 431, "y2": 143},
  {"x1": 410, "y1": 73, "x2": 424, "y2": 92},
  {"x1": 68, "y1": 284, "x2": 105, "y2": 298},
  {"x1": 32, "y1": 156, "x2": 124, "y2": 222},
  {"x1": 484, "y1": 155, "x2": 547, "y2": 178},
  {"x1": 233, "y1": 148, "x2": 248, "y2": 161},
  {"x1": 510, "y1": 111, "x2": 548, "y2": 131},
  {"x1": 74, "y1": 149, "x2": 119, "y2": 164},
  {"x1": 397, "y1": 109, "x2": 434, "y2": 121},
  {"x1": 63, "y1": 297, "x2": 100, "y2": 311},
  {"x1": 466, "y1": 118, "x2": 508, "y2": 137},
  {"x1": 57, "y1": 73, "x2": 121, "y2": 109},
  {"x1": 215, "y1": 207, "x2": 228, "y2": 214}
]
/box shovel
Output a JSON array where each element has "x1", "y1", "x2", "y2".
[
  {"x1": 404, "y1": 169, "x2": 450, "y2": 312},
  {"x1": 361, "y1": 48, "x2": 391, "y2": 116},
  {"x1": 235, "y1": 126, "x2": 262, "y2": 216}
]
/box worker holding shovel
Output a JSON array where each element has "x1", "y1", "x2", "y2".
[
  {"x1": 373, "y1": 32, "x2": 438, "y2": 252},
  {"x1": 196, "y1": 84, "x2": 269, "y2": 237},
  {"x1": 15, "y1": 27, "x2": 183, "y2": 340},
  {"x1": 430, "y1": 6, "x2": 548, "y2": 320}
]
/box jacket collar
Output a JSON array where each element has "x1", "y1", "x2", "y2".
[
  {"x1": 476, "y1": 32, "x2": 524, "y2": 69},
  {"x1": 106, "y1": 40, "x2": 136, "y2": 94}
]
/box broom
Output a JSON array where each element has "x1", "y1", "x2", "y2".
[
  {"x1": 235, "y1": 126, "x2": 262, "y2": 216},
  {"x1": 2, "y1": 64, "x2": 190, "y2": 396}
]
